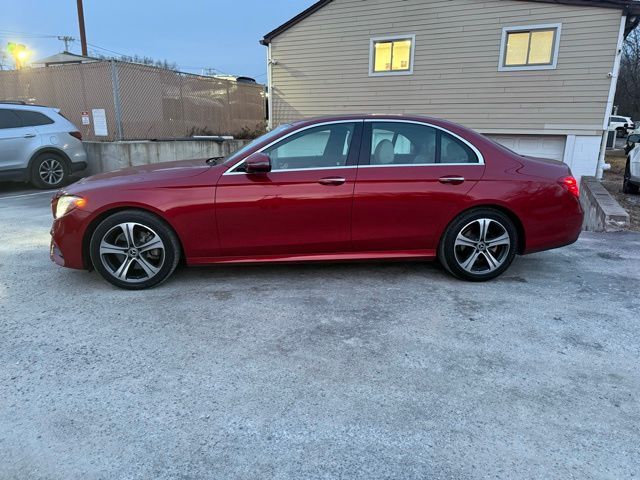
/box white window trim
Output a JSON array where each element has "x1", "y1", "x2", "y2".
[
  {"x1": 369, "y1": 34, "x2": 416, "y2": 77},
  {"x1": 498, "y1": 23, "x2": 562, "y2": 72}
]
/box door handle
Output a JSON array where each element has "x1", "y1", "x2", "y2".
[
  {"x1": 438, "y1": 176, "x2": 465, "y2": 185},
  {"x1": 318, "y1": 177, "x2": 346, "y2": 186},
  {"x1": 24, "y1": 133, "x2": 36, "y2": 138}
]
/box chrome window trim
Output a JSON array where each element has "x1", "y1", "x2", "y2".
[
  {"x1": 223, "y1": 120, "x2": 361, "y2": 175},
  {"x1": 364, "y1": 119, "x2": 485, "y2": 166},
  {"x1": 222, "y1": 118, "x2": 485, "y2": 176}
]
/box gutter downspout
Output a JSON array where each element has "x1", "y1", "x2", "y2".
[
  {"x1": 597, "y1": 14, "x2": 626, "y2": 180},
  {"x1": 267, "y1": 43, "x2": 274, "y2": 131}
]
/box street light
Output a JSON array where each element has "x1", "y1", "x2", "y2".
[{"x1": 7, "y1": 42, "x2": 31, "y2": 69}]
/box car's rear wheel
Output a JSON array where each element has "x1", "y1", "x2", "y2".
[
  {"x1": 623, "y1": 158, "x2": 639, "y2": 194},
  {"x1": 89, "y1": 210, "x2": 181, "y2": 289},
  {"x1": 31, "y1": 152, "x2": 70, "y2": 189},
  {"x1": 438, "y1": 208, "x2": 518, "y2": 281}
]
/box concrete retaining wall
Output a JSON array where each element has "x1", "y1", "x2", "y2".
[
  {"x1": 580, "y1": 176, "x2": 630, "y2": 232},
  {"x1": 83, "y1": 139, "x2": 250, "y2": 175}
]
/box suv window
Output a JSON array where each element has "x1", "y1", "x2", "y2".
[
  {"x1": 0, "y1": 109, "x2": 23, "y2": 129},
  {"x1": 16, "y1": 110, "x2": 54, "y2": 126}
]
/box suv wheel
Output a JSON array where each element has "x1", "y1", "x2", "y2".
[
  {"x1": 31, "y1": 152, "x2": 69, "y2": 189},
  {"x1": 623, "y1": 158, "x2": 639, "y2": 194},
  {"x1": 438, "y1": 208, "x2": 518, "y2": 282},
  {"x1": 90, "y1": 210, "x2": 181, "y2": 290}
]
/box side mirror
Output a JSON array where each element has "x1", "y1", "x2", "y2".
[
  {"x1": 628, "y1": 134, "x2": 640, "y2": 144},
  {"x1": 245, "y1": 152, "x2": 271, "y2": 173}
]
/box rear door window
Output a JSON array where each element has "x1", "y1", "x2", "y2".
[
  {"x1": 369, "y1": 122, "x2": 437, "y2": 165},
  {"x1": 0, "y1": 109, "x2": 23, "y2": 129}
]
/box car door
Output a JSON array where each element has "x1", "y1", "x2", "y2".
[
  {"x1": 0, "y1": 108, "x2": 40, "y2": 172},
  {"x1": 351, "y1": 120, "x2": 485, "y2": 253},
  {"x1": 630, "y1": 142, "x2": 640, "y2": 182},
  {"x1": 215, "y1": 121, "x2": 362, "y2": 257}
]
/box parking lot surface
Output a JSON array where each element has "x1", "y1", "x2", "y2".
[{"x1": 1, "y1": 187, "x2": 639, "y2": 479}]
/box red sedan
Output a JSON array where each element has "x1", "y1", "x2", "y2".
[{"x1": 50, "y1": 115, "x2": 583, "y2": 289}]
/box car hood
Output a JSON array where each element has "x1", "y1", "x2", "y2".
[{"x1": 66, "y1": 158, "x2": 215, "y2": 193}]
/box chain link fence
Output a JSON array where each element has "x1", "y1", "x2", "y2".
[{"x1": 0, "y1": 61, "x2": 266, "y2": 141}]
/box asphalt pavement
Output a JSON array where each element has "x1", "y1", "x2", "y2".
[{"x1": 1, "y1": 184, "x2": 639, "y2": 479}]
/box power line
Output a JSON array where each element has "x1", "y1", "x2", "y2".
[
  {"x1": 0, "y1": 28, "x2": 63, "y2": 38},
  {"x1": 0, "y1": 29, "x2": 249, "y2": 78}
]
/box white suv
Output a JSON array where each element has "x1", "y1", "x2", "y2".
[
  {"x1": 0, "y1": 102, "x2": 88, "y2": 188},
  {"x1": 609, "y1": 115, "x2": 636, "y2": 137},
  {"x1": 624, "y1": 133, "x2": 640, "y2": 194}
]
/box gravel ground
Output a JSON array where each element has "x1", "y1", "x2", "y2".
[
  {"x1": 1, "y1": 187, "x2": 639, "y2": 479},
  {"x1": 603, "y1": 150, "x2": 640, "y2": 231}
]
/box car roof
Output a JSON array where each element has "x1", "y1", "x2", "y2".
[
  {"x1": 0, "y1": 102, "x2": 58, "y2": 112},
  {"x1": 288, "y1": 113, "x2": 478, "y2": 135}
]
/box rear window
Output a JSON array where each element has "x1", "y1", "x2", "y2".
[
  {"x1": 0, "y1": 109, "x2": 23, "y2": 129},
  {"x1": 15, "y1": 110, "x2": 54, "y2": 127}
]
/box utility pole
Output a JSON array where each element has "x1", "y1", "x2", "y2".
[
  {"x1": 58, "y1": 36, "x2": 76, "y2": 52},
  {"x1": 76, "y1": 0, "x2": 88, "y2": 56}
]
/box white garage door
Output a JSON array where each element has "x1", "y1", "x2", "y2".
[{"x1": 487, "y1": 135, "x2": 566, "y2": 161}]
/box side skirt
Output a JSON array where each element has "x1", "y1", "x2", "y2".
[{"x1": 186, "y1": 249, "x2": 437, "y2": 266}]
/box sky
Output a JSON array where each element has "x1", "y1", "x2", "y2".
[{"x1": 0, "y1": 0, "x2": 317, "y2": 80}]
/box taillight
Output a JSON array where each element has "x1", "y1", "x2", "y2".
[
  {"x1": 69, "y1": 131, "x2": 82, "y2": 141},
  {"x1": 559, "y1": 176, "x2": 579, "y2": 198}
]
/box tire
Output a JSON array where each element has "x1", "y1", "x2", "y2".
[
  {"x1": 31, "y1": 152, "x2": 70, "y2": 189},
  {"x1": 438, "y1": 208, "x2": 518, "y2": 282},
  {"x1": 623, "y1": 158, "x2": 639, "y2": 194},
  {"x1": 89, "y1": 210, "x2": 181, "y2": 290},
  {"x1": 616, "y1": 128, "x2": 626, "y2": 138}
]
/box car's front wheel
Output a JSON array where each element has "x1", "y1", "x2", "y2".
[
  {"x1": 438, "y1": 208, "x2": 518, "y2": 281},
  {"x1": 623, "y1": 158, "x2": 639, "y2": 194},
  {"x1": 89, "y1": 210, "x2": 181, "y2": 289}
]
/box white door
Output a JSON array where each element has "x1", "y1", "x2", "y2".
[{"x1": 487, "y1": 135, "x2": 566, "y2": 161}]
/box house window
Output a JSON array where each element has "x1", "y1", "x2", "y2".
[
  {"x1": 369, "y1": 35, "x2": 415, "y2": 76},
  {"x1": 499, "y1": 24, "x2": 561, "y2": 71}
]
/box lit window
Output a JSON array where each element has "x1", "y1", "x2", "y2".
[
  {"x1": 370, "y1": 35, "x2": 415, "y2": 75},
  {"x1": 499, "y1": 24, "x2": 561, "y2": 71}
]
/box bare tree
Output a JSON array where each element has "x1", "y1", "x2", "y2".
[
  {"x1": 93, "y1": 53, "x2": 178, "y2": 71},
  {"x1": 615, "y1": 28, "x2": 640, "y2": 119}
]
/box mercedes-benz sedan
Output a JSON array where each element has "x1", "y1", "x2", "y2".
[{"x1": 50, "y1": 115, "x2": 583, "y2": 289}]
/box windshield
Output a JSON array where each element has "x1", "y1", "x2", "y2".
[{"x1": 223, "y1": 124, "x2": 291, "y2": 165}]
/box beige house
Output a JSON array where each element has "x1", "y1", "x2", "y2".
[{"x1": 261, "y1": 0, "x2": 640, "y2": 178}]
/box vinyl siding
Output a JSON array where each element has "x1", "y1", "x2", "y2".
[{"x1": 269, "y1": 0, "x2": 622, "y2": 134}]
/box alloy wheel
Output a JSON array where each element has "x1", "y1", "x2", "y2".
[
  {"x1": 99, "y1": 222, "x2": 166, "y2": 283},
  {"x1": 453, "y1": 218, "x2": 511, "y2": 274},
  {"x1": 39, "y1": 158, "x2": 65, "y2": 185}
]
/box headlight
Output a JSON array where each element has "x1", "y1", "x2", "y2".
[{"x1": 55, "y1": 195, "x2": 86, "y2": 219}]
